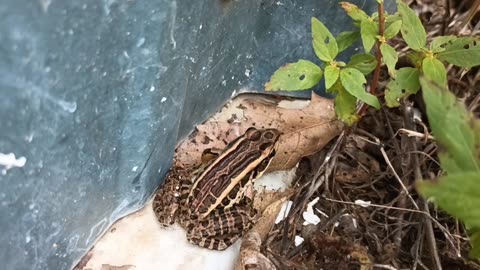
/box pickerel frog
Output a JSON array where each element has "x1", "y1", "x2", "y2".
[{"x1": 153, "y1": 127, "x2": 280, "y2": 250}]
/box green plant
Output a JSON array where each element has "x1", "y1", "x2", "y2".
[{"x1": 265, "y1": 0, "x2": 480, "y2": 258}]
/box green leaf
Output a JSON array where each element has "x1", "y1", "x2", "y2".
[
  {"x1": 384, "y1": 20, "x2": 402, "y2": 39},
  {"x1": 360, "y1": 19, "x2": 378, "y2": 53},
  {"x1": 430, "y1": 35, "x2": 457, "y2": 52},
  {"x1": 419, "y1": 78, "x2": 480, "y2": 259},
  {"x1": 418, "y1": 171, "x2": 480, "y2": 235},
  {"x1": 346, "y1": 53, "x2": 377, "y2": 75},
  {"x1": 397, "y1": 0, "x2": 426, "y2": 51},
  {"x1": 312, "y1": 17, "x2": 338, "y2": 62},
  {"x1": 325, "y1": 65, "x2": 340, "y2": 90},
  {"x1": 265, "y1": 60, "x2": 323, "y2": 91},
  {"x1": 336, "y1": 31, "x2": 360, "y2": 53},
  {"x1": 422, "y1": 57, "x2": 447, "y2": 87},
  {"x1": 380, "y1": 43, "x2": 398, "y2": 77},
  {"x1": 333, "y1": 81, "x2": 359, "y2": 125},
  {"x1": 385, "y1": 67, "x2": 420, "y2": 107},
  {"x1": 471, "y1": 231, "x2": 480, "y2": 258},
  {"x1": 407, "y1": 51, "x2": 424, "y2": 69},
  {"x1": 340, "y1": 68, "x2": 380, "y2": 109},
  {"x1": 339, "y1": 2, "x2": 369, "y2": 22},
  {"x1": 437, "y1": 37, "x2": 480, "y2": 68},
  {"x1": 418, "y1": 171, "x2": 480, "y2": 259},
  {"x1": 420, "y1": 77, "x2": 480, "y2": 173}
]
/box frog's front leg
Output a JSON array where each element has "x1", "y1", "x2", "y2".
[{"x1": 186, "y1": 206, "x2": 257, "y2": 250}]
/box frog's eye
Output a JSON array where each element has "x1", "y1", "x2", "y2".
[{"x1": 246, "y1": 128, "x2": 261, "y2": 141}]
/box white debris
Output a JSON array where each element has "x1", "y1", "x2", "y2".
[
  {"x1": 275, "y1": 200, "x2": 293, "y2": 224},
  {"x1": 132, "y1": 166, "x2": 138, "y2": 172},
  {"x1": 0, "y1": 152, "x2": 26, "y2": 174},
  {"x1": 354, "y1": 199, "x2": 371, "y2": 208},
  {"x1": 302, "y1": 211, "x2": 321, "y2": 225},
  {"x1": 302, "y1": 197, "x2": 321, "y2": 225},
  {"x1": 315, "y1": 208, "x2": 329, "y2": 218},
  {"x1": 294, "y1": 235, "x2": 304, "y2": 246},
  {"x1": 161, "y1": 97, "x2": 167, "y2": 103}
]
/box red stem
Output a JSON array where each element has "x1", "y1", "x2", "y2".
[{"x1": 358, "y1": 2, "x2": 385, "y2": 116}]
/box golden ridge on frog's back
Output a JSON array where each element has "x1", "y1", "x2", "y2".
[{"x1": 153, "y1": 127, "x2": 280, "y2": 250}]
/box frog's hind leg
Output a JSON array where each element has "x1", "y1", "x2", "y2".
[{"x1": 186, "y1": 206, "x2": 256, "y2": 250}]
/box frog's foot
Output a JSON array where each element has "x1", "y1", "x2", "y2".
[{"x1": 186, "y1": 206, "x2": 256, "y2": 250}]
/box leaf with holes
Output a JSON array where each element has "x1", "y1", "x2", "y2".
[
  {"x1": 325, "y1": 65, "x2": 340, "y2": 90},
  {"x1": 346, "y1": 53, "x2": 377, "y2": 75},
  {"x1": 380, "y1": 43, "x2": 398, "y2": 77},
  {"x1": 265, "y1": 60, "x2": 323, "y2": 91},
  {"x1": 422, "y1": 57, "x2": 447, "y2": 87},
  {"x1": 312, "y1": 17, "x2": 338, "y2": 62},
  {"x1": 397, "y1": 0, "x2": 426, "y2": 51},
  {"x1": 430, "y1": 36, "x2": 456, "y2": 53},
  {"x1": 360, "y1": 19, "x2": 378, "y2": 53},
  {"x1": 336, "y1": 31, "x2": 360, "y2": 53},
  {"x1": 340, "y1": 68, "x2": 380, "y2": 109},
  {"x1": 385, "y1": 67, "x2": 420, "y2": 107},
  {"x1": 437, "y1": 37, "x2": 480, "y2": 68}
]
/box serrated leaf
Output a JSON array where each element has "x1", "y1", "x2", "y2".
[
  {"x1": 265, "y1": 60, "x2": 323, "y2": 91},
  {"x1": 385, "y1": 67, "x2": 420, "y2": 107},
  {"x1": 346, "y1": 53, "x2": 377, "y2": 75},
  {"x1": 325, "y1": 65, "x2": 340, "y2": 90},
  {"x1": 419, "y1": 78, "x2": 480, "y2": 259},
  {"x1": 430, "y1": 35, "x2": 456, "y2": 52},
  {"x1": 336, "y1": 31, "x2": 360, "y2": 53},
  {"x1": 360, "y1": 19, "x2": 378, "y2": 53},
  {"x1": 437, "y1": 37, "x2": 480, "y2": 68},
  {"x1": 418, "y1": 172, "x2": 480, "y2": 232},
  {"x1": 333, "y1": 81, "x2": 359, "y2": 125},
  {"x1": 380, "y1": 43, "x2": 398, "y2": 77},
  {"x1": 422, "y1": 58, "x2": 447, "y2": 87},
  {"x1": 384, "y1": 20, "x2": 402, "y2": 39},
  {"x1": 312, "y1": 17, "x2": 338, "y2": 62},
  {"x1": 340, "y1": 68, "x2": 380, "y2": 109},
  {"x1": 420, "y1": 77, "x2": 480, "y2": 172},
  {"x1": 339, "y1": 2, "x2": 369, "y2": 22},
  {"x1": 397, "y1": 0, "x2": 426, "y2": 51},
  {"x1": 418, "y1": 172, "x2": 480, "y2": 259}
]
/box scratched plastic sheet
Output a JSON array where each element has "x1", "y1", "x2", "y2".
[{"x1": 0, "y1": 0, "x2": 389, "y2": 269}]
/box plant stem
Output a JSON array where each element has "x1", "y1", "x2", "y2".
[{"x1": 358, "y1": 1, "x2": 385, "y2": 116}]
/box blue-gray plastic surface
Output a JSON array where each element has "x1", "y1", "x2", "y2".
[{"x1": 0, "y1": 1, "x2": 390, "y2": 269}]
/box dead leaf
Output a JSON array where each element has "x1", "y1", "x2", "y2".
[
  {"x1": 175, "y1": 93, "x2": 343, "y2": 172},
  {"x1": 235, "y1": 190, "x2": 294, "y2": 270}
]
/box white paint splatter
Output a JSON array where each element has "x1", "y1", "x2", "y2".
[
  {"x1": 170, "y1": 1, "x2": 177, "y2": 49},
  {"x1": 0, "y1": 152, "x2": 26, "y2": 174}
]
